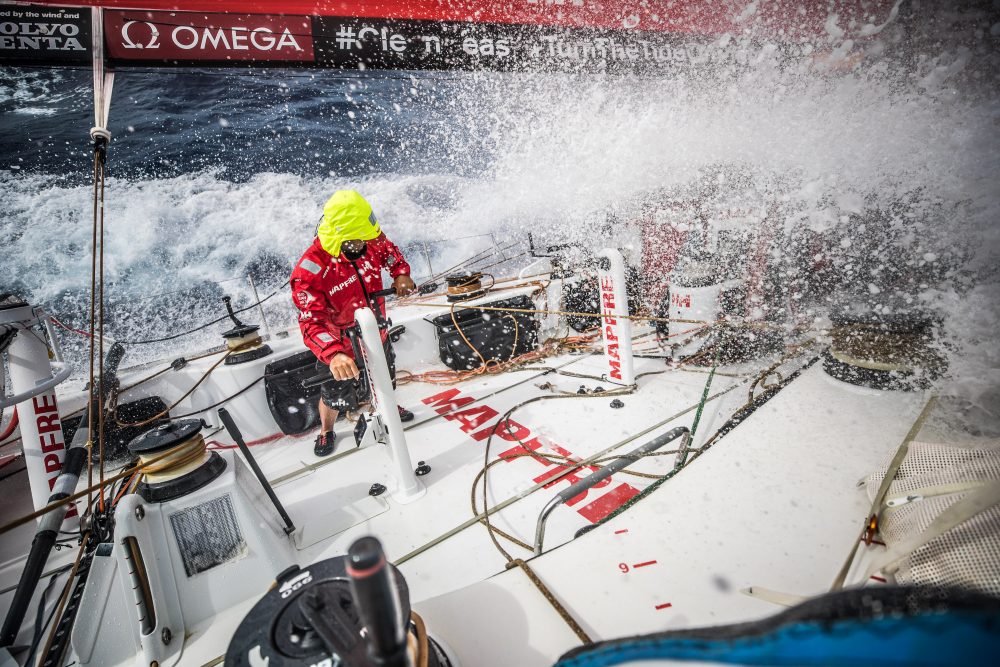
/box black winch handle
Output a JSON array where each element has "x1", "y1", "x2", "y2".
[
  {"x1": 218, "y1": 408, "x2": 295, "y2": 535},
  {"x1": 370, "y1": 287, "x2": 397, "y2": 299},
  {"x1": 222, "y1": 295, "x2": 246, "y2": 327},
  {"x1": 347, "y1": 537, "x2": 409, "y2": 667}
]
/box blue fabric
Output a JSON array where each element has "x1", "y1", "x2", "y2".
[{"x1": 554, "y1": 611, "x2": 999, "y2": 667}]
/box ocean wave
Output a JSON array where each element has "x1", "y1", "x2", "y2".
[{"x1": 1, "y1": 4, "x2": 998, "y2": 432}]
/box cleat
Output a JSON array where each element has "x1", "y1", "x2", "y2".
[
  {"x1": 397, "y1": 406, "x2": 414, "y2": 423},
  {"x1": 314, "y1": 430, "x2": 336, "y2": 457}
]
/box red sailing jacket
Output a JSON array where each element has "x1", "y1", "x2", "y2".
[{"x1": 290, "y1": 234, "x2": 411, "y2": 364}]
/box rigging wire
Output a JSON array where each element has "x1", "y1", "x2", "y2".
[
  {"x1": 85, "y1": 147, "x2": 99, "y2": 516},
  {"x1": 115, "y1": 280, "x2": 289, "y2": 345},
  {"x1": 98, "y1": 146, "x2": 108, "y2": 511},
  {"x1": 112, "y1": 349, "x2": 235, "y2": 428}
]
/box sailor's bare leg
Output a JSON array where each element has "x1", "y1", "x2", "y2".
[{"x1": 319, "y1": 400, "x2": 339, "y2": 433}]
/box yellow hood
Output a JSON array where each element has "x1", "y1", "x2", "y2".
[{"x1": 317, "y1": 190, "x2": 381, "y2": 256}]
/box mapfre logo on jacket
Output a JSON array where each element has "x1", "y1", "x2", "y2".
[{"x1": 329, "y1": 274, "x2": 358, "y2": 295}]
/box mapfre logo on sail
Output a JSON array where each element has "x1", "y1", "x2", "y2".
[{"x1": 104, "y1": 11, "x2": 315, "y2": 62}]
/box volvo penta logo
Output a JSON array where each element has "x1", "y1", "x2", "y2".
[{"x1": 120, "y1": 20, "x2": 160, "y2": 49}]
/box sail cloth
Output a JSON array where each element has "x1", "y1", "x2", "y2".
[{"x1": 1, "y1": 1, "x2": 897, "y2": 72}]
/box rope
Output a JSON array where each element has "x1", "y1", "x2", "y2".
[
  {"x1": 395, "y1": 330, "x2": 600, "y2": 386},
  {"x1": 687, "y1": 353, "x2": 720, "y2": 441},
  {"x1": 588, "y1": 343, "x2": 816, "y2": 529},
  {"x1": 469, "y1": 449, "x2": 685, "y2": 556},
  {"x1": 137, "y1": 434, "x2": 208, "y2": 482},
  {"x1": 407, "y1": 299, "x2": 715, "y2": 327},
  {"x1": 394, "y1": 382, "x2": 743, "y2": 568},
  {"x1": 469, "y1": 386, "x2": 648, "y2": 646},
  {"x1": 829, "y1": 395, "x2": 938, "y2": 591},
  {"x1": 49, "y1": 316, "x2": 92, "y2": 339},
  {"x1": 0, "y1": 434, "x2": 226, "y2": 537},
  {"x1": 37, "y1": 530, "x2": 91, "y2": 665},
  {"x1": 584, "y1": 361, "x2": 719, "y2": 528},
  {"x1": 116, "y1": 280, "x2": 288, "y2": 345},
  {"x1": 414, "y1": 240, "x2": 523, "y2": 291},
  {"x1": 86, "y1": 148, "x2": 100, "y2": 515},
  {"x1": 113, "y1": 349, "x2": 236, "y2": 428},
  {"x1": 98, "y1": 156, "x2": 107, "y2": 511},
  {"x1": 410, "y1": 611, "x2": 430, "y2": 667},
  {"x1": 510, "y1": 558, "x2": 593, "y2": 644}
]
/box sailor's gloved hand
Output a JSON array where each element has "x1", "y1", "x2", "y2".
[
  {"x1": 393, "y1": 274, "x2": 416, "y2": 297},
  {"x1": 329, "y1": 353, "x2": 360, "y2": 381}
]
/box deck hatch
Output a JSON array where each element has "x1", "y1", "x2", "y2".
[{"x1": 169, "y1": 494, "x2": 246, "y2": 577}]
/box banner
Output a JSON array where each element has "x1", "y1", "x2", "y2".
[
  {"x1": 104, "y1": 10, "x2": 315, "y2": 63},
  {"x1": 311, "y1": 16, "x2": 752, "y2": 73},
  {"x1": 2, "y1": 2, "x2": 894, "y2": 71},
  {"x1": 0, "y1": 4, "x2": 90, "y2": 64}
]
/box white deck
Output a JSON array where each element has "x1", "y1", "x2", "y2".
[
  {"x1": 415, "y1": 365, "x2": 928, "y2": 666},
  {"x1": 0, "y1": 286, "x2": 944, "y2": 666}
]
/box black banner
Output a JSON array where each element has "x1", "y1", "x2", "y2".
[
  {"x1": 311, "y1": 17, "x2": 787, "y2": 74},
  {"x1": 0, "y1": 3, "x2": 91, "y2": 65}
]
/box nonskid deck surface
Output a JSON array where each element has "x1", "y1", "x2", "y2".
[
  {"x1": 163, "y1": 351, "x2": 756, "y2": 665},
  {"x1": 207, "y1": 351, "x2": 733, "y2": 587},
  {"x1": 162, "y1": 349, "x2": 849, "y2": 666},
  {"x1": 415, "y1": 365, "x2": 931, "y2": 667},
  {"x1": 0, "y1": 337, "x2": 931, "y2": 667}
]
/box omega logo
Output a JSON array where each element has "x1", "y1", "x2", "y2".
[{"x1": 120, "y1": 20, "x2": 160, "y2": 49}]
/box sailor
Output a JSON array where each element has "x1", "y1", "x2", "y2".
[{"x1": 291, "y1": 190, "x2": 417, "y2": 457}]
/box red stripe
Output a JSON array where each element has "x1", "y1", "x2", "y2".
[
  {"x1": 633, "y1": 560, "x2": 657, "y2": 568},
  {"x1": 614, "y1": 529, "x2": 628, "y2": 535},
  {"x1": 23, "y1": 0, "x2": 896, "y2": 37},
  {"x1": 655, "y1": 602, "x2": 673, "y2": 610},
  {"x1": 346, "y1": 554, "x2": 386, "y2": 579},
  {"x1": 870, "y1": 575, "x2": 887, "y2": 583}
]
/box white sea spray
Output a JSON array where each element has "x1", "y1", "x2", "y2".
[{"x1": 0, "y1": 2, "x2": 997, "y2": 432}]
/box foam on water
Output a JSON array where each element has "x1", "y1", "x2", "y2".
[{"x1": 1, "y1": 3, "x2": 998, "y2": 432}]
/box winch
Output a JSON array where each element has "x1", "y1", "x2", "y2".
[
  {"x1": 823, "y1": 302, "x2": 944, "y2": 390},
  {"x1": 220, "y1": 295, "x2": 273, "y2": 364},
  {"x1": 129, "y1": 418, "x2": 225, "y2": 502},
  {"x1": 227, "y1": 537, "x2": 453, "y2": 667},
  {"x1": 445, "y1": 271, "x2": 488, "y2": 302}
]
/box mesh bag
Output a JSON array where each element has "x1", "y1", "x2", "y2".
[{"x1": 865, "y1": 441, "x2": 1000, "y2": 595}]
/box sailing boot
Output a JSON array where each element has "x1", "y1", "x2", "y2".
[
  {"x1": 314, "y1": 430, "x2": 336, "y2": 457},
  {"x1": 398, "y1": 406, "x2": 414, "y2": 423}
]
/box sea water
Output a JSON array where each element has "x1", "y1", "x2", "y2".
[{"x1": 1, "y1": 4, "x2": 997, "y2": 433}]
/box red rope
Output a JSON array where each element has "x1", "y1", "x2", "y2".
[
  {"x1": 50, "y1": 316, "x2": 92, "y2": 338},
  {"x1": 206, "y1": 432, "x2": 284, "y2": 450}
]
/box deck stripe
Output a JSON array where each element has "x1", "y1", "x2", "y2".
[
  {"x1": 655, "y1": 603, "x2": 673, "y2": 610},
  {"x1": 633, "y1": 560, "x2": 657, "y2": 568}
]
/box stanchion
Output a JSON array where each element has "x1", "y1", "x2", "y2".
[
  {"x1": 355, "y1": 308, "x2": 425, "y2": 504},
  {"x1": 596, "y1": 249, "x2": 635, "y2": 385}
]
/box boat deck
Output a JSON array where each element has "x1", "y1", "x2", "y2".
[
  {"x1": 0, "y1": 305, "x2": 935, "y2": 666},
  {"x1": 181, "y1": 351, "x2": 926, "y2": 666}
]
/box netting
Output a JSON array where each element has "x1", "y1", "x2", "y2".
[{"x1": 865, "y1": 440, "x2": 1000, "y2": 595}]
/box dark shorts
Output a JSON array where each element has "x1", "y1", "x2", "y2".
[{"x1": 318, "y1": 340, "x2": 396, "y2": 412}]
